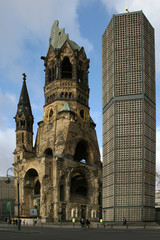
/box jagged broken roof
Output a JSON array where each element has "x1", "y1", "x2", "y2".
[{"x1": 49, "y1": 20, "x2": 81, "y2": 51}]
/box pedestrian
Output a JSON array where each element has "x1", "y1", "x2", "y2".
[
  {"x1": 123, "y1": 217, "x2": 127, "y2": 226},
  {"x1": 85, "y1": 219, "x2": 90, "y2": 228},
  {"x1": 80, "y1": 218, "x2": 85, "y2": 228}
]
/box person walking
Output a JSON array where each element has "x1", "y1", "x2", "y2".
[
  {"x1": 80, "y1": 218, "x2": 85, "y2": 228},
  {"x1": 85, "y1": 219, "x2": 90, "y2": 228},
  {"x1": 123, "y1": 217, "x2": 127, "y2": 227}
]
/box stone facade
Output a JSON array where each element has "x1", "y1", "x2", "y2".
[
  {"x1": 14, "y1": 21, "x2": 102, "y2": 222},
  {"x1": 102, "y1": 11, "x2": 156, "y2": 222}
]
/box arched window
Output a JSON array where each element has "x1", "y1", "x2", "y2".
[
  {"x1": 91, "y1": 210, "x2": 97, "y2": 219},
  {"x1": 74, "y1": 141, "x2": 88, "y2": 163},
  {"x1": 44, "y1": 148, "x2": 53, "y2": 157},
  {"x1": 21, "y1": 120, "x2": 25, "y2": 127},
  {"x1": 71, "y1": 208, "x2": 78, "y2": 218},
  {"x1": 60, "y1": 92, "x2": 64, "y2": 98},
  {"x1": 61, "y1": 57, "x2": 72, "y2": 79},
  {"x1": 71, "y1": 208, "x2": 75, "y2": 218},
  {"x1": 65, "y1": 92, "x2": 68, "y2": 98}
]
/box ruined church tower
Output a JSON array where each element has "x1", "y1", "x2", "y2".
[{"x1": 14, "y1": 21, "x2": 102, "y2": 222}]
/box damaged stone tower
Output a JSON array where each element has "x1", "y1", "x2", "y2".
[{"x1": 14, "y1": 21, "x2": 102, "y2": 222}]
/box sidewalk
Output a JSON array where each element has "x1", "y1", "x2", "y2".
[{"x1": 1, "y1": 222, "x2": 160, "y2": 232}]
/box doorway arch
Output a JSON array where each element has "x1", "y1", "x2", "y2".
[
  {"x1": 70, "y1": 170, "x2": 88, "y2": 203},
  {"x1": 23, "y1": 168, "x2": 40, "y2": 214}
]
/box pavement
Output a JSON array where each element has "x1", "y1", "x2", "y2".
[
  {"x1": 1, "y1": 224, "x2": 160, "y2": 240},
  {"x1": 1, "y1": 221, "x2": 160, "y2": 231}
]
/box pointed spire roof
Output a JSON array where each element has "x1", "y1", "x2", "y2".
[{"x1": 16, "y1": 73, "x2": 32, "y2": 116}]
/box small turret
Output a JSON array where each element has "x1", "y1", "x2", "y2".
[{"x1": 15, "y1": 74, "x2": 34, "y2": 152}]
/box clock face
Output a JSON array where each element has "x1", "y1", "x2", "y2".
[
  {"x1": 78, "y1": 107, "x2": 89, "y2": 122},
  {"x1": 45, "y1": 107, "x2": 55, "y2": 121}
]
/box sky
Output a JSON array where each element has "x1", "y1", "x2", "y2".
[{"x1": 0, "y1": 0, "x2": 160, "y2": 177}]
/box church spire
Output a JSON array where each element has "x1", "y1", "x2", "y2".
[
  {"x1": 16, "y1": 73, "x2": 32, "y2": 117},
  {"x1": 15, "y1": 74, "x2": 34, "y2": 152}
]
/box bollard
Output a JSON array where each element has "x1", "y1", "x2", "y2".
[{"x1": 72, "y1": 218, "x2": 75, "y2": 228}]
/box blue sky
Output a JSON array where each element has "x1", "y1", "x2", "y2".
[{"x1": 0, "y1": 0, "x2": 160, "y2": 176}]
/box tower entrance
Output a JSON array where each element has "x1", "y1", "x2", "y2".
[
  {"x1": 22, "y1": 169, "x2": 40, "y2": 216},
  {"x1": 70, "y1": 171, "x2": 88, "y2": 203},
  {"x1": 81, "y1": 205, "x2": 86, "y2": 219}
]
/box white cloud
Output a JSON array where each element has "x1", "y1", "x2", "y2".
[
  {"x1": 0, "y1": 0, "x2": 93, "y2": 79},
  {"x1": 0, "y1": 128, "x2": 15, "y2": 176},
  {"x1": 101, "y1": 0, "x2": 160, "y2": 23},
  {"x1": 0, "y1": 0, "x2": 94, "y2": 176},
  {"x1": 0, "y1": 90, "x2": 17, "y2": 128},
  {"x1": 0, "y1": 91, "x2": 16, "y2": 176},
  {"x1": 0, "y1": 0, "x2": 93, "y2": 126},
  {"x1": 101, "y1": 0, "x2": 160, "y2": 74}
]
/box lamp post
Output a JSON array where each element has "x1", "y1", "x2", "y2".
[{"x1": 5, "y1": 167, "x2": 21, "y2": 231}]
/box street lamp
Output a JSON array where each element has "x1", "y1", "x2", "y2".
[{"x1": 5, "y1": 167, "x2": 21, "y2": 231}]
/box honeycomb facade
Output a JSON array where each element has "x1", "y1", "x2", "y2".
[{"x1": 102, "y1": 11, "x2": 155, "y2": 222}]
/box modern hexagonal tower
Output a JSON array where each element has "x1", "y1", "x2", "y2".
[{"x1": 102, "y1": 11, "x2": 156, "y2": 222}]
